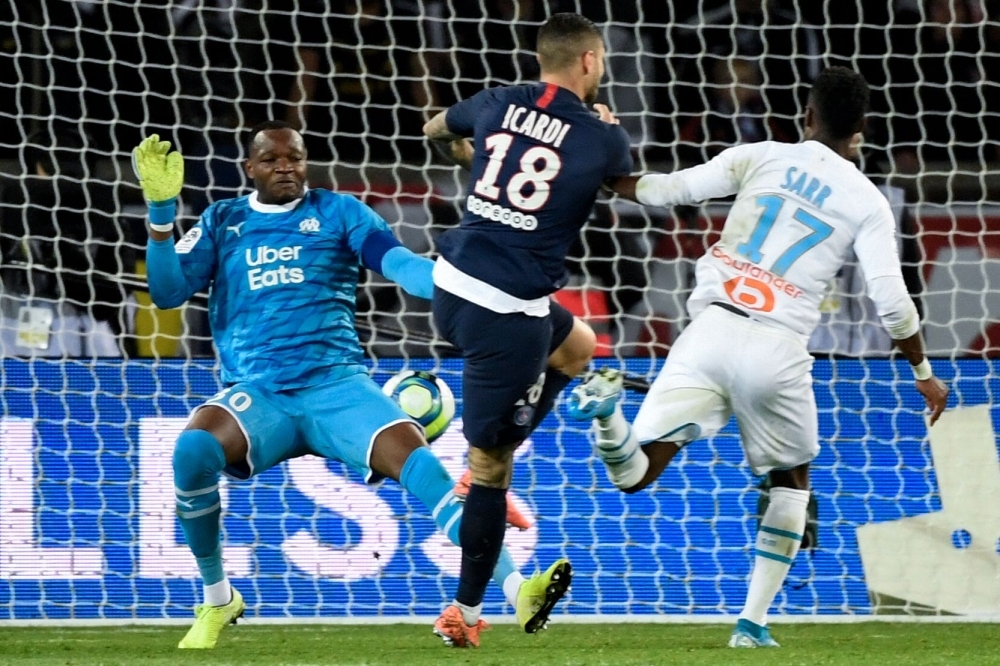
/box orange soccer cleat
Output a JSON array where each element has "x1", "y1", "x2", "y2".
[
  {"x1": 454, "y1": 469, "x2": 533, "y2": 530},
  {"x1": 433, "y1": 605, "x2": 491, "y2": 648}
]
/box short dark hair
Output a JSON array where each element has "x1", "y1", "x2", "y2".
[
  {"x1": 809, "y1": 67, "x2": 870, "y2": 140},
  {"x1": 536, "y1": 13, "x2": 603, "y2": 71},
  {"x1": 246, "y1": 120, "x2": 299, "y2": 156}
]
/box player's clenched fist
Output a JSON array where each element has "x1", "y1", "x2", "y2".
[{"x1": 132, "y1": 134, "x2": 184, "y2": 204}]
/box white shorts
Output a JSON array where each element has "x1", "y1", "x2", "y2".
[{"x1": 632, "y1": 304, "x2": 819, "y2": 475}]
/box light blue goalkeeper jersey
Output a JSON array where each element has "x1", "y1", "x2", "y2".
[{"x1": 150, "y1": 189, "x2": 392, "y2": 390}]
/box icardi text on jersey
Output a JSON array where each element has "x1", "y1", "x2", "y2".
[{"x1": 435, "y1": 83, "x2": 633, "y2": 308}]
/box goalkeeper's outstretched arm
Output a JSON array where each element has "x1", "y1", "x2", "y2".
[
  {"x1": 146, "y1": 231, "x2": 207, "y2": 310},
  {"x1": 359, "y1": 229, "x2": 434, "y2": 300},
  {"x1": 133, "y1": 135, "x2": 212, "y2": 310}
]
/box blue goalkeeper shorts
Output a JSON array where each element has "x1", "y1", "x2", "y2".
[{"x1": 198, "y1": 371, "x2": 413, "y2": 482}]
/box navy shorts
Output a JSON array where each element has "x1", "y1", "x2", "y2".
[{"x1": 433, "y1": 289, "x2": 574, "y2": 450}]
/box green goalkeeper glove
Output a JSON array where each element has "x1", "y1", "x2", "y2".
[{"x1": 132, "y1": 134, "x2": 184, "y2": 230}]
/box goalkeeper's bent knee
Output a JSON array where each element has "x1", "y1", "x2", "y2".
[
  {"x1": 173, "y1": 429, "x2": 226, "y2": 511},
  {"x1": 173, "y1": 430, "x2": 228, "y2": 559},
  {"x1": 173, "y1": 429, "x2": 227, "y2": 484}
]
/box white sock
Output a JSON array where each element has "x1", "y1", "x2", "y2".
[
  {"x1": 739, "y1": 486, "x2": 810, "y2": 626},
  {"x1": 594, "y1": 403, "x2": 649, "y2": 490},
  {"x1": 203, "y1": 577, "x2": 232, "y2": 607},
  {"x1": 503, "y1": 571, "x2": 526, "y2": 608},
  {"x1": 454, "y1": 600, "x2": 482, "y2": 626}
]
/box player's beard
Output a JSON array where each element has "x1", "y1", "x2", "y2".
[
  {"x1": 271, "y1": 190, "x2": 302, "y2": 204},
  {"x1": 584, "y1": 80, "x2": 600, "y2": 105},
  {"x1": 269, "y1": 180, "x2": 305, "y2": 204}
]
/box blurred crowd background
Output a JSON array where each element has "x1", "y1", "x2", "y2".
[{"x1": 1, "y1": 0, "x2": 999, "y2": 359}]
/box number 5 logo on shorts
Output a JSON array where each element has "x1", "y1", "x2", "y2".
[{"x1": 724, "y1": 276, "x2": 775, "y2": 313}]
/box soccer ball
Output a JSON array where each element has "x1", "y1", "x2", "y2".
[{"x1": 382, "y1": 370, "x2": 456, "y2": 443}]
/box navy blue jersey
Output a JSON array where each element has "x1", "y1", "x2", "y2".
[{"x1": 438, "y1": 83, "x2": 633, "y2": 299}]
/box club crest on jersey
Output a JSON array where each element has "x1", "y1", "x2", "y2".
[{"x1": 299, "y1": 217, "x2": 321, "y2": 233}]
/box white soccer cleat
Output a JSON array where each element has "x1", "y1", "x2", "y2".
[{"x1": 568, "y1": 368, "x2": 623, "y2": 421}]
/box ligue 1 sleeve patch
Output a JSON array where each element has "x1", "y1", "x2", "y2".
[{"x1": 175, "y1": 226, "x2": 202, "y2": 254}]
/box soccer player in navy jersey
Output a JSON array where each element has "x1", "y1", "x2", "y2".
[
  {"x1": 422, "y1": 13, "x2": 634, "y2": 647},
  {"x1": 133, "y1": 122, "x2": 567, "y2": 649}
]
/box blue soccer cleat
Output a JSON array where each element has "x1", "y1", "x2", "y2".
[
  {"x1": 567, "y1": 368, "x2": 623, "y2": 421},
  {"x1": 728, "y1": 618, "x2": 780, "y2": 648}
]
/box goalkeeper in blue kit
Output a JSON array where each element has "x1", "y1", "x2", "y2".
[{"x1": 134, "y1": 122, "x2": 570, "y2": 649}]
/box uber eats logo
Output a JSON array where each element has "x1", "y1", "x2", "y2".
[{"x1": 245, "y1": 245, "x2": 305, "y2": 290}]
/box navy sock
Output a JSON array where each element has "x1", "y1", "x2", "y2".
[
  {"x1": 530, "y1": 369, "x2": 574, "y2": 431},
  {"x1": 455, "y1": 484, "x2": 508, "y2": 607}
]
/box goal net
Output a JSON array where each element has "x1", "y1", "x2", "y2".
[{"x1": 2, "y1": 0, "x2": 999, "y2": 622}]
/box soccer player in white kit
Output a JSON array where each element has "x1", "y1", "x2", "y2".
[{"x1": 569, "y1": 67, "x2": 950, "y2": 647}]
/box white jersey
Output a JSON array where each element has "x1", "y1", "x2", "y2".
[{"x1": 636, "y1": 140, "x2": 919, "y2": 343}]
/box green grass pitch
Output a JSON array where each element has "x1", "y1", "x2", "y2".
[{"x1": 2, "y1": 622, "x2": 999, "y2": 665}]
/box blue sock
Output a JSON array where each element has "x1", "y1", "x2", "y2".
[
  {"x1": 493, "y1": 547, "x2": 518, "y2": 593},
  {"x1": 455, "y1": 484, "x2": 508, "y2": 607},
  {"x1": 173, "y1": 429, "x2": 227, "y2": 585},
  {"x1": 400, "y1": 447, "x2": 520, "y2": 596}
]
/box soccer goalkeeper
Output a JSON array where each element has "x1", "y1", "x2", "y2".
[{"x1": 133, "y1": 122, "x2": 569, "y2": 649}]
